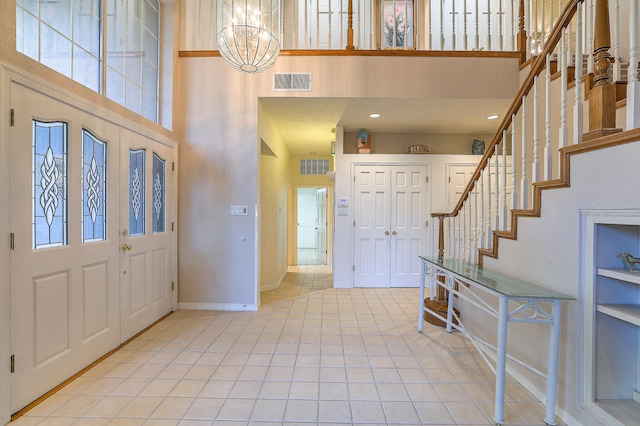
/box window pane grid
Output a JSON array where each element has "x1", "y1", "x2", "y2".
[{"x1": 17, "y1": 0, "x2": 160, "y2": 123}]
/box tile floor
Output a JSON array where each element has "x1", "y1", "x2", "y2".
[{"x1": 10, "y1": 266, "x2": 557, "y2": 425}]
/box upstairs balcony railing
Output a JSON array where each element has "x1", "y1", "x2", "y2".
[{"x1": 182, "y1": 0, "x2": 557, "y2": 58}]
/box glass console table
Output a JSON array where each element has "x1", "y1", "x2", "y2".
[{"x1": 418, "y1": 256, "x2": 575, "y2": 425}]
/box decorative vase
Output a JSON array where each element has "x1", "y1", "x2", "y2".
[{"x1": 472, "y1": 139, "x2": 485, "y2": 155}]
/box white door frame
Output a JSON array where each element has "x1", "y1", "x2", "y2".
[
  {"x1": 0, "y1": 64, "x2": 12, "y2": 426},
  {"x1": 290, "y1": 184, "x2": 331, "y2": 266}
]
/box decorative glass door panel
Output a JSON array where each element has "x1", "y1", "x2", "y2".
[
  {"x1": 33, "y1": 121, "x2": 68, "y2": 249},
  {"x1": 82, "y1": 130, "x2": 107, "y2": 242},
  {"x1": 129, "y1": 149, "x2": 145, "y2": 236},
  {"x1": 152, "y1": 152, "x2": 165, "y2": 234}
]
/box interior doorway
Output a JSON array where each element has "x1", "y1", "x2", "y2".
[{"x1": 296, "y1": 187, "x2": 329, "y2": 265}]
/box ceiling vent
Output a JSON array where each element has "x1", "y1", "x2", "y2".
[{"x1": 273, "y1": 73, "x2": 312, "y2": 91}]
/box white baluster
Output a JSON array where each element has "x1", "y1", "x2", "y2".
[
  {"x1": 501, "y1": 134, "x2": 508, "y2": 231},
  {"x1": 463, "y1": 0, "x2": 468, "y2": 50},
  {"x1": 526, "y1": 0, "x2": 532, "y2": 57},
  {"x1": 458, "y1": 210, "x2": 463, "y2": 260},
  {"x1": 472, "y1": 183, "x2": 478, "y2": 264},
  {"x1": 431, "y1": 214, "x2": 436, "y2": 256},
  {"x1": 627, "y1": 0, "x2": 640, "y2": 130},
  {"x1": 510, "y1": 0, "x2": 516, "y2": 50},
  {"x1": 441, "y1": 0, "x2": 446, "y2": 49},
  {"x1": 559, "y1": 31, "x2": 568, "y2": 176},
  {"x1": 452, "y1": 0, "x2": 457, "y2": 50},
  {"x1": 511, "y1": 114, "x2": 518, "y2": 213},
  {"x1": 303, "y1": 0, "x2": 309, "y2": 49},
  {"x1": 479, "y1": 169, "x2": 485, "y2": 249},
  {"x1": 521, "y1": 95, "x2": 528, "y2": 209},
  {"x1": 586, "y1": 0, "x2": 594, "y2": 74},
  {"x1": 467, "y1": 198, "x2": 472, "y2": 262},
  {"x1": 532, "y1": 76, "x2": 540, "y2": 184},
  {"x1": 428, "y1": 0, "x2": 433, "y2": 49},
  {"x1": 494, "y1": 144, "x2": 500, "y2": 231},
  {"x1": 499, "y1": 0, "x2": 504, "y2": 50},
  {"x1": 486, "y1": 152, "x2": 493, "y2": 249},
  {"x1": 544, "y1": 53, "x2": 552, "y2": 181},
  {"x1": 612, "y1": 0, "x2": 621, "y2": 82},
  {"x1": 541, "y1": 0, "x2": 546, "y2": 51},
  {"x1": 475, "y1": 0, "x2": 480, "y2": 50},
  {"x1": 486, "y1": 0, "x2": 491, "y2": 50},
  {"x1": 574, "y1": 2, "x2": 584, "y2": 143}
]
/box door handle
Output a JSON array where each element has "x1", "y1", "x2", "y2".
[
  {"x1": 385, "y1": 231, "x2": 390, "y2": 235},
  {"x1": 121, "y1": 243, "x2": 132, "y2": 251},
  {"x1": 392, "y1": 231, "x2": 397, "y2": 235}
]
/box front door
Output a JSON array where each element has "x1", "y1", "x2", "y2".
[
  {"x1": 9, "y1": 84, "x2": 121, "y2": 411},
  {"x1": 120, "y1": 129, "x2": 174, "y2": 341}
]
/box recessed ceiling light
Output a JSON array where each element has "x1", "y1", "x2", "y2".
[
  {"x1": 486, "y1": 114, "x2": 499, "y2": 120},
  {"x1": 369, "y1": 113, "x2": 381, "y2": 118}
]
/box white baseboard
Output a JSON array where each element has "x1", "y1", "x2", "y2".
[
  {"x1": 260, "y1": 271, "x2": 288, "y2": 292},
  {"x1": 177, "y1": 302, "x2": 258, "y2": 312}
]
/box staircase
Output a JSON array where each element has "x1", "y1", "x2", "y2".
[{"x1": 430, "y1": 0, "x2": 640, "y2": 267}]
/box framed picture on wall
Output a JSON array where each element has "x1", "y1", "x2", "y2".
[{"x1": 381, "y1": 0, "x2": 415, "y2": 49}]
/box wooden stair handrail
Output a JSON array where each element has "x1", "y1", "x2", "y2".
[{"x1": 431, "y1": 0, "x2": 583, "y2": 221}]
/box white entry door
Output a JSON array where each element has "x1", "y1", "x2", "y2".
[
  {"x1": 316, "y1": 188, "x2": 327, "y2": 264},
  {"x1": 9, "y1": 84, "x2": 121, "y2": 411},
  {"x1": 354, "y1": 165, "x2": 428, "y2": 287},
  {"x1": 120, "y1": 129, "x2": 174, "y2": 341}
]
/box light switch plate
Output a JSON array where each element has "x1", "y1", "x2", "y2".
[{"x1": 230, "y1": 205, "x2": 248, "y2": 215}]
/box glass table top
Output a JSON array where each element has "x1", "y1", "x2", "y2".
[{"x1": 420, "y1": 257, "x2": 575, "y2": 300}]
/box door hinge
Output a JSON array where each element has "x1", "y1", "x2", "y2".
[
  {"x1": 171, "y1": 281, "x2": 174, "y2": 291},
  {"x1": 448, "y1": 177, "x2": 451, "y2": 183},
  {"x1": 171, "y1": 222, "x2": 174, "y2": 231},
  {"x1": 172, "y1": 162, "x2": 175, "y2": 171},
  {"x1": 10, "y1": 109, "x2": 14, "y2": 126},
  {"x1": 10, "y1": 233, "x2": 14, "y2": 250},
  {"x1": 353, "y1": 220, "x2": 355, "y2": 227},
  {"x1": 426, "y1": 176, "x2": 429, "y2": 183},
  {"x1": 10, "y1": 355, "x2": 15, "y2": 373},
  {"x1": 425, "y1": 220, "x2": 429, "y2": 228},
  {"x1": 353, "y1": 265, "x2": 355, "y2": 271}
]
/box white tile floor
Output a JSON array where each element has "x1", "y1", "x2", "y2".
[{"x1": 10, "y1": 266, "x2": 558, "y2": 425}]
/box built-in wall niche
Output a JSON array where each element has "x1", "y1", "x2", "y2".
[
  {"x1": 582, "y1": 210, "x2": 640, "y2": 426},
  {"x1": 341, "y1": 132, "x2": 494, "y2": 155}
]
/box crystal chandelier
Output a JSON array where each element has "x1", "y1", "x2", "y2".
[{"x1": 216, "y1": 0, "x2": 281, "y2": 73}]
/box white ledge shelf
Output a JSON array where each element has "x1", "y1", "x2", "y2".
[
  {"x1": 596, "y1": 303, "x2": 640, "y2": 327},
  {"x1": 597, "y1": 268, "x2": 640, "y2": 285}
]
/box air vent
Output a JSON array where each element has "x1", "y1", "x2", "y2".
[
  {"x1": 300, "y1": 159, "x2": 329, "y2": 175},
  {"x1": 261, "y1": 139, "x2": 277, "y2": 157},
  {"x1": 273, "y1": 73, "x2": 312, "y2": 91}
]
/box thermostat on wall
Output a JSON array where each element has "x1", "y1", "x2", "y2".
[{"x1": 337, "y1": 198, "x2": 348, "y2": 208}]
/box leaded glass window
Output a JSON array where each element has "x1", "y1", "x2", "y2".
[
  {"x1": 33, "y1": 121, "x2": 68, "y2": 249},
  {"x1": 82, "y1": 130, "x2": 107, "y2": 242},
  {"x1": 129, "y1": 149, "x2": 146, "y2": 236},
  {"x1": 152, "y1": 152, "x2": 165, "y2": 233}
]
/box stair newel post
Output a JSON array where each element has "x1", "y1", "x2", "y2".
[
  {"x1": 346, "y1": 0, "x2": 354, "y2": 50},
  {"x1": 574, "y1": 2, "x2": 584, "y2": 144},
  {"x1": 544, "y1": 52, "x2": 552, "y2": 181},
  {"x1": 626, "y1": 0, "x2": 639, "y2": 130},
  {"x1": 517, "y1": 0, "x2": 527, "y2": 63},
  {"x1": 584, "y1": 0, "x2": 622, "y2": 140}
]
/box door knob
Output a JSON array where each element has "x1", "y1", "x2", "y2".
[
  {"x1": 121, "y1": 243, "x2": 132, "y2": 251},
  {"x1": 392, "y1": 231, "x2": 397, "y2": 235},
  {"x1": 385, "y1": 231, "x2": 390, "y2": 235}
]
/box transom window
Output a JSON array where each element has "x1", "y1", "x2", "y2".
[{"x1": 16, "y1": 0, "x2": 160, "y2": 123}]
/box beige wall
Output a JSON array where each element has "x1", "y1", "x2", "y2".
[
  {"x1": 259, "y1": 103, "x2": 292, "y2": 293},
  {"x1": 343, "y1": 131, "x2": 495, "y2": 155}
]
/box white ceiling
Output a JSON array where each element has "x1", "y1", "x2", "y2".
[{"x1": 260, "y1": 97, "x2": 512, "y2": 156}]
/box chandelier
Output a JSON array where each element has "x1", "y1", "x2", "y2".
[{"x1": 216, "y1": 0, "x2": 281, "y2": 73}]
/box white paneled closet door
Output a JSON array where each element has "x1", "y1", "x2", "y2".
[
  {"x1": 9, "y1": 84, "x2": 121, "y2": 412},
  {"x1": 354, "y1": 165, "x2": 428, "y2": 288}
]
